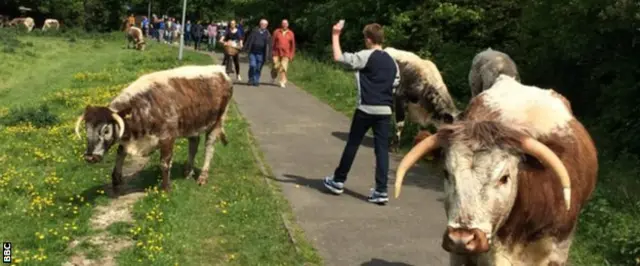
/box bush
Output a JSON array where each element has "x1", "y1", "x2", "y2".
[{"x1": 0, "y1": 104, "x2": 60, "y2": 128}]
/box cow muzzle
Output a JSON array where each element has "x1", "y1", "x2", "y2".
[
  {"x1": 84, "y1": 154, "x2": 103, "y2": 163},
  {"x1": 442, "y1": 227, "x2": 490, "y2": 254}
]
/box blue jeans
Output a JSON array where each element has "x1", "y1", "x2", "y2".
[
  {"x1": 248, "y1": 52, "x2": 265, "y2": 85},
  {"x1": 333, "y1": 109, "x2": 391, "y2": 193}
]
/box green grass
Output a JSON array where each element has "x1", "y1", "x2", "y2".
[
  {"x1": 0, "y1": 30, "x2": 320, "y2": 266},
  {"x1": 287, "y1": 53, "x2": 640, "y2": 265}
]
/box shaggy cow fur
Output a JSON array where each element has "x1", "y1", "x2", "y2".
[
  {"x1": 126, "y1": 26, "x2": 146, "y2": 50},
  {"x1": 76, "y1": 65, "x2": 233, "y2": 193},
  {"x1": 468, "y1": 48, "x2": 520, "y2": 98},
  {"x1": 397, "y1": 74, "x2": 598, "y2": 265},
  {"x1": 42, "y1": 19, "x2": 60, "y2": 31},
  {"x1": 384, "y1": 47, "x2": 459, "y2": 149}
]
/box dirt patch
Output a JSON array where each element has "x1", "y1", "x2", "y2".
[{"x1": 63, "y1": 156, "x2": 149, "y2": 266}]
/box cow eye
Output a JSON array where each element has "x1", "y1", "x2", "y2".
[
  {"x1": 499, "y1": 174, "x2": 509, "y2": 185},
  {"x1": 102, "y1": 126, "x2": 111, "y2": 135}
]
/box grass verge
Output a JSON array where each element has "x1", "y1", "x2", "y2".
[
  {"x1": 0, "y1": 30, "x2": 320, "y2": 266},
  {"x1": 286, "y1": 53, "x2": 640, "y2": 265}
]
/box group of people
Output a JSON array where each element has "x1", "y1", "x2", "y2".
[
  {"x1": 225, "y1": 18, "x2": 392, "y2": 203},
  {"x1": 219, "y1": 18, "x2": 295, "y2": 88},
  {"x1": 128, "y1": 14, "x2": 236, "y2": 52}
]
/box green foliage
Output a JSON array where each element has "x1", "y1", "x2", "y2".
[
  {"x1": 0, "y1": 104, "x2": 60, "y2": 128},
  {"x1": 0, "y1": 34, "x2": 320, "y2": 266}
]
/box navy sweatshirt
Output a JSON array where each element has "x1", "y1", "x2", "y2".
[{"x1": 338, "y1": 49, "x2": 400, "y2": 115}]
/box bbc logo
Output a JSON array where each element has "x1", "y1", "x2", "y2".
[{"x1": 3, "y1": 242, "x2": 10, "y2": 264}]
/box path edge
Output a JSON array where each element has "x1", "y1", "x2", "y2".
[{"x1": 232, "y1": 102, "x2": 324, "y2": 265}]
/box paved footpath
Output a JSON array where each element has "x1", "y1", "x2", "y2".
[{"x1": 214, "y1": 52, "x2": 449, "y2": 265}]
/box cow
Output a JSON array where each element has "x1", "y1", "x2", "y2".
[
  {"x1": 469, "y1": 48, "x2": 520, "y2": 98},
  {"x1": 0, "y1": 15, "x2": 9, "y2": 28},
  {"x1": 42, "y1": 19, "x2": 60, "y2": 31},
  {"x1": 384, "y1": 47, "x2": 460, "y2": 150},
  {"x1": 394, "y1": 74, "x2": 598, "y2": 265},
  {"x1": 8, "y1": 17, "x2": 35, "y2": 32},
  {"x1": 126, "y1": 26, "x2": 146, "y2": 51},
  {"x1": 74, "y1": 65, "x2": 233, "y2": 193}
]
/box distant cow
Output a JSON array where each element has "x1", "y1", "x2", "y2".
[
  {"x1": 0, "y1": 15, "x2": 9, "y2": 28},
  {"x1": 8, "y1": 17, "x2": 34, "y2": 32},
  {"x1": 42, "y1": 19, "x2": 60, "y2": 31},
  {"x1": 75, "y1": 65, "x2": 233, "y2": 193},
  {"x1": 468, "y1": 48, "x2": 520, "y2": 97},
  {"x1": 396, "y1": 74, "x2": 598, "y2": 265},
  {"x1": 384, "y1": 47, "x2": 459, "y2": 149},
  {"x1": 126, "y1": 26, "x2": 146, "y2": 51}
]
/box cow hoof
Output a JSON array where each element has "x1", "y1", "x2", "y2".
[
  {"x1": 183, "y1": 168, "x2": 194, "y2": 179},
  {"x1": 196, "y1": 176, "x2": 208, "y2": 186},
  {"x1": 111, "y1": 185, "x2": 122, "y2": 197},
  {"x1": 161, "y1": 183, "x2": 172, "y2": 192}
]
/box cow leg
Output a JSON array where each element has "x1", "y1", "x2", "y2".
[
  {"x1": 159, "y1": 138, "x2": 175, "y2": 192},
  {"x1": 183, "y1": 136, "x2": 200, "y2": 179},
  {"x1": 391, "y1": 95, "x2": 407, "y2": 151},
  {"x1": 111, "y1": 144, "x2": 127, "y2": 195},
  {"x1": 196, "y1": 127, "x2": 220, "y2": 186}
]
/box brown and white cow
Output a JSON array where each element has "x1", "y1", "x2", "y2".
[
  {"x1": 126, "y1": 26, "x2": 146, "y2": 51},
  {"x1": 395, "y1": 74, "x2": 598, "y2": 265},
  {"x1": 9, "y1": 17, "x2": 34, "y2": 32},
  {"x1": 0, "y1": 15, "x2": 9, "y2": 28},
  {"x1": 384, "y1": 47, "x2": 460, "y2": 150},
  {"x1": 42, "y1": 19, "x2": 60, "y2": 31},
  {"x1": 75, "y1": 65, "x2": 233, "y2": 193},
  {"x1": 468, "y1": 48, "x2": 520, "y2": 98}
]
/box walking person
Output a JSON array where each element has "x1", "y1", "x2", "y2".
[
  {"x1": 271, "y1": 19, "x2": 296, "y2": 88},
  {"x1": 219, "y1": 19, "x2": 243, "y2": 80},
  {"x1": 166, "y1": 18, "x2": 174, "y2": 44},
  {"x1": 207, "y1": 22, "x2": 218, "y2": 51},
  {"x1": 242, "y1": 19, "x2": 271, "y2": 86},
  {"x1": 323, "y1": 22, "x2": 400, "y2": 205},
  {"x1": 141, "y1": 16, "x2": 149, "y2": 37},
  {"x1": 174, "y1": 20, "x2": 181, "y2": 45},
  {"x1": 184, "y1": 20, "x2": 192, "y2": 46},
  {"x1": 192, "y1": 21, "x2": 204, "y2": 50},
  {"x1": 157, "y1": 18, "x2": 165, "y2": 43}
]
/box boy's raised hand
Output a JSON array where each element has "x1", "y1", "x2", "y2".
[{"x1": 332, "y1": 20, "x2": 344, "y2": 35}]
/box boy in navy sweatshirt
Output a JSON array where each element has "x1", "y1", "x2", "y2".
[{"x1": 323, "y1": 22, "x2": 400, "y2": 204}]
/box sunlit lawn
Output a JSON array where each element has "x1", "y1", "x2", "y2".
[{"x1": 0, "y1": 30, "x2": 320, "y2": 266}]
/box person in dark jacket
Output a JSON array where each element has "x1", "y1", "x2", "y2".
[
  {"x1": 323, "y1": 22, "x2": 401, "y2": 205},
  {"x1": 192, "y1": 21, "x2": 204, "y2": 50},
  {"x1": 242, "y1": 19, "x2": 272, "y2": 86}
]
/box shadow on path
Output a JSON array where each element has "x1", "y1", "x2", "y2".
[
  {"x1": 361, "y1": 258, "x2": 416, "y2": 266},
  {"x1": 277, "y1": 174, "x2": 370, "y2": 202}
]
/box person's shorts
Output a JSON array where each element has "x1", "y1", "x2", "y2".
[{"x1": 272, "y1": 56, "x2": 290, "y2": 73}]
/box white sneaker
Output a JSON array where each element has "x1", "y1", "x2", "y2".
[
  {"x1": 279, "y1": 81, "x2": 285, "y2": 88},
  {"x1": 237, "y1": 75, "x2": 242, "y2": 81}
]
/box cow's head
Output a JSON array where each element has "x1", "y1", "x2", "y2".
[
  {"x1": 395, "y1": 120, "x2": 571, "y2": 254},
  {"x1": 75, "y1": 106, "x2": 125, "y2": 163}
]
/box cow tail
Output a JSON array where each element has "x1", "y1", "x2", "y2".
[{"x1": 216, "y1": 90, "x2": 232, "y2": 146}]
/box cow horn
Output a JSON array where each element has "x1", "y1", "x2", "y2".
[
  {"x1": 75, "y1": 115, "x2": 84, "y2": 139},
  {"x1": 111, "y1": 113, "x2": 125, "y2": 139},
  {"x1": 520, "y1": 137, "x2": 572, "y2": 210},
  {"x1": 395, "y1": 133, "x2": 440, "y2": 199}
]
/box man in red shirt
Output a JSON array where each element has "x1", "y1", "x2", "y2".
[{"x1": 271, "y1": 19, "x2": 296, "y2": 88}]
